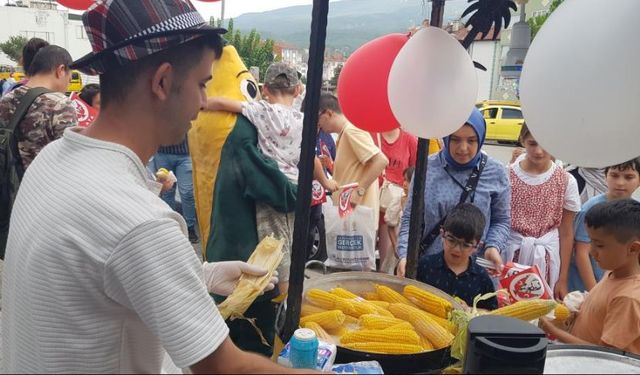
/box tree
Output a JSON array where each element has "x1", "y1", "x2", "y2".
[
  {"x1": 527, "y1": 0, "x2": 564, "y2": 39},
  {"x1": 329, "y1": 64, "x2": 342, "y2": 87},
  {"x1": 210, "y1": 18, "x2": 276, "y2": 81},
  {"x1": 0, "y1": 35, "x2": 28, "y2": 64}
]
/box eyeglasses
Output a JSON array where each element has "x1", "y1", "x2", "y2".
[{"x1": 443, "y1": 232, "x2": 478, "y2": 251}]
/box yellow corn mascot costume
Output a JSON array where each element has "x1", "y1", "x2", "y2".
[{"x1": 189, "y1": 46, "x2": 296, "y2": 356}]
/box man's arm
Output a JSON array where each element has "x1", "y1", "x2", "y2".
[
  {"x1": 482, "y1": 165, "x2": 511, "y2": 271},
  {"x1": 191, "y1": 337, "x2": 315, "y2": 374},
  {"x1": 351, "y1": 153, "x2": 388, "y2": 206}
]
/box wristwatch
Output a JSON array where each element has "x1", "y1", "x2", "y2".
[{"x1": 356, "y1": 187, "x2": 366, "y2": 197}]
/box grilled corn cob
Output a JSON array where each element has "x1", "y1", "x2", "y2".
[
  {"x1": 375, "y1": 284, "x2": 415, "y2": 306},
  {"x1": 306, "y1": 289, "x2": 355, "y2": 315},
  {"x1": 554, "y1": 304, "x2": 571, "y2": 321},
  {"x1": 341, "y1": 329, "x2": 421, "y2": 345},
  {"x1": 301, "y1": 304, "x2": 326, "y2": 317},
  {"x1": 403, "y1": 285, "x2": 452, "y2": 319},
  {"x1": 299, "y1": 310, "x2": 346, "y2": 330},
  {"x1": 359, "y1": 314, "x2": 405, "y2": 330},
  {"x1": 302, "y1": 322, "x2": 334, "y2": 343},
  {"x1": 490, "y1": 299, "x2": 557, "y2": 321},
  {"x1": 217, "y1": 236, "x2": 283, "y2": 319},
  {"x1": 342, "y1": 342, "x2": 423, "y2": 354},
  {"x1": 362, "y1": 291, "x2": 380, "y2": 300},
  {"x1": 388, "y1": 303, "x2": 454, "y2": 349}
]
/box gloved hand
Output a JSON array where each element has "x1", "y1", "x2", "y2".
[{"x1": 202, "y1": 261, "x2": 279, "y2": 297}]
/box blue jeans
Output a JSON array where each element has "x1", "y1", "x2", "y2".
[{"x1": 150, "y1": 152, "x2": 196, "y2": 228}]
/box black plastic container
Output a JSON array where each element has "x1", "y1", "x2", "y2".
[
  {"x1": 335, "y1": 345, "x2": 455, "y2": 374},
  {"x1": 463, "y1": 315, "x2": 548, "y2": 374}
]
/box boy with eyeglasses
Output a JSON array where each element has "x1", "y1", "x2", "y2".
[{"x1": 417, "y1": 203, "x2": 498, "y2": 310}]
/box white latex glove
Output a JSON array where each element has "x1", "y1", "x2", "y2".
[{"x1": 202, "y1": 261, "x2": 279, "y2": 296}]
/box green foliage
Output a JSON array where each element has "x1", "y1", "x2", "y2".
[
  {"x1": 0, "y1": 35, "x2": 29, "y2": 64},
  {"x1": 527, "y1": 0, "x2": 564, "y2": 39},
  {"x1": 210, "y1": 18, "x2": 276, "y2": 82}
]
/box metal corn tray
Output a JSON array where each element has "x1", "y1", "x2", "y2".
[{"x1": 302, "y1": 271, "x2": 466, "y2": 374}]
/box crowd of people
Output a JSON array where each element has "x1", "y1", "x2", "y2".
[{"x1": 0, "y1": 0, "x2": 638, "y2": 372}]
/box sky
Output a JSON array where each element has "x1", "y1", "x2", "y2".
[{"x1": 191, "y1": 0, "x2": 318, "y2": 21}]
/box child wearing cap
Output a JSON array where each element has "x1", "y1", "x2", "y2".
[{"x1": 206, "y1": 62, "x2": 338, "y2": 294}]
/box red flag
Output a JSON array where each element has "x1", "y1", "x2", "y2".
[
  {"x1": 310, "y1": 180, "x2": 327, "y2": 207},
  {"x1": 319, "y1": 140, "x2": 334, "y2": 174},
  {"x1": 338, "y1": 183, "x2": 359, "y2": 218},
  {"x1": 69, "y1": 92, "x2": 97, "y2": 128}
]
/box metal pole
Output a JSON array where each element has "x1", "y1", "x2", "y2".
[
  {"x1": 220, "y1": 0, "x2": 225, "y2": 23},
  {"x1": 405, "y1": 0, "x2": 446, "y2": 280},
  {"x1": 282, "y1": 0, "x2": 330, "y2": 344}
]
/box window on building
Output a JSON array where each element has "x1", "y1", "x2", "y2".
[
  {"x1": 502, "y1": 108, "x2": 523, "y2": 119},
  {"x1": 76, "y1": 26, "x2": 87, "y2": 39},
  {"x1": 482, "y1": 108, "x2": 498, "y2": 119},
  {"x1": 21, "y1": 31, "x2": 54, "y2": 42}
]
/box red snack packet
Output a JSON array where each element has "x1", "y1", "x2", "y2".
[
  {"x1": 310, "y1": 180, "x2": 327, "y2": 207},
  {"x1": 69, "y1": 92, "x2": 97, "y2": 128},
  {"x1": 338, "y1": 183, "x2": 358, "y2": 218},
  {"x1": 500, "y1": 262, "x2": 552, "y2": 303}
]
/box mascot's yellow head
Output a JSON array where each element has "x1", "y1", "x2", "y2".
[{"x1": 188, "y1": 45, "x2": 259, "y2": 251}]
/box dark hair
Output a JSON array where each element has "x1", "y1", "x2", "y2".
[
  {"x1": 79, "y1": 83, "x2": 100, "y2": 106},
  {"x1": 318, "y1": 92, "x2": 342, "y2": 114},
  {"x1": 27, "y1": 45, "x2": 72, "y2": 77},
  {"x1": 442, "y1": 203, "x2": 486, "y2": 243},
  {"x1": 22, "y1": 37, "x2": 49, "y2": 74},
  {"x1": 264, "y1": 75, "x2": 297, "y2": 96},
  {"x1": 518, "y1": 123, "x2": 532, "y2": 142},
  {"x1": 605, "y1": 157, "x2": 640, "y2": 176},
  {"x1": 100, "y1": 35, "x2": 224, "y2": 108},
  {"x1": 585, "y1": 199, "x2": 640, "y2": 243},
  {"x1": 403, "y1": 166, "x2": 415, "y2": 183}
]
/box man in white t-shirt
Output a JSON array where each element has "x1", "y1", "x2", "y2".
[{"x1": 0, "y1": 1, "x2": 308, "y2": 373}]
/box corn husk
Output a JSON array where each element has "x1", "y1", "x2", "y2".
[{"x1": 217, "y1": 236, "x2": 284, "y2": 319}]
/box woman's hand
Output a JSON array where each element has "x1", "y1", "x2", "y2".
[
  {"x1": 483, "y1": 247, "x2": 504, "y2": 276},
  {"x1": 396, "y1": 258, "x2": 406, "y2": 278}
]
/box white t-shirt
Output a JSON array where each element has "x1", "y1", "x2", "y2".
[
  {"x1": 511, "y1": 160, "x2": 581, "y2": 212},
  {"x1": 1, "y1": 128, "x2": 228, "y2": 373},
  {"x1": 242, "y1": 100, "x2": 303, "y2": 183}
]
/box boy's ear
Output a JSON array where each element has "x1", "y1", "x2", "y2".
[{"x1": 629, "y1": 240, "x2": 640, "y2": 255}]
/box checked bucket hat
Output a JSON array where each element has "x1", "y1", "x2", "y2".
[{"x1": 71, "y1": 0, "x2": 226, "y2": 75}]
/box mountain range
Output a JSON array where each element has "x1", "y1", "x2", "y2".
[{"x1": 231, "y1": 0, "x2": 471, "y2": 52}]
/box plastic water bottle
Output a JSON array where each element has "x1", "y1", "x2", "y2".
[{"x1": 289, "y1": 328, "x2": 319, "y2": 369}]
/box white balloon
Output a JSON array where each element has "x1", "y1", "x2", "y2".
[
  {"x1": 387, "y1": 27, "x2": 478, "y2": 139},
  {"x1": 520, "y1": 0, "x2": 640, "y2": 168}
]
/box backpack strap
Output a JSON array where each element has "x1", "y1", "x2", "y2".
[{"x1": 1, "y1": 87, "x2": 51, "y2": 178}]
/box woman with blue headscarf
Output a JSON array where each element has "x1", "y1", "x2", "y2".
[{"x1": 396, "y1": 108, "x2": 511, "y2": 277}]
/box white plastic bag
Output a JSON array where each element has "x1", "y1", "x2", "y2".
[{"x1": 324, "y1": 205, "x2": 376, "y2": 271}]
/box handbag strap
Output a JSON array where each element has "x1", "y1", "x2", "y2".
[
  {"x1": 419, "y1": 153, "x2": 488, "y2": 254},
  {"x1": 2, "y1": 87, "x2": 51, "y2": 179}
]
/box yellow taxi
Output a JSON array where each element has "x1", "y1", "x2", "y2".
[
  {"x1": 66, "y1": 70, "x2": 83, "y2": 93},
  {"x1": 476, "y1": 100, "x2": 524, "y2": 143}
]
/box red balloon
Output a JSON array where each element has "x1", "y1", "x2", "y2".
[
  {"x1": 57, "y1": 0, "x2": 94, "y2": 10},
  {"x1": 337, "y1": 33, "x2": 409, "y2": 133}
]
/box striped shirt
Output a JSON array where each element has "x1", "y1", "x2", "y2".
[{"x1": 1, "y1": 127, "x2": 228, "y2": 373}]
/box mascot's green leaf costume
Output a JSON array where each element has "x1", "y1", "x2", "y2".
[{"x1": 188, "y1": 46, "x2": 296, "y2": 356}]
